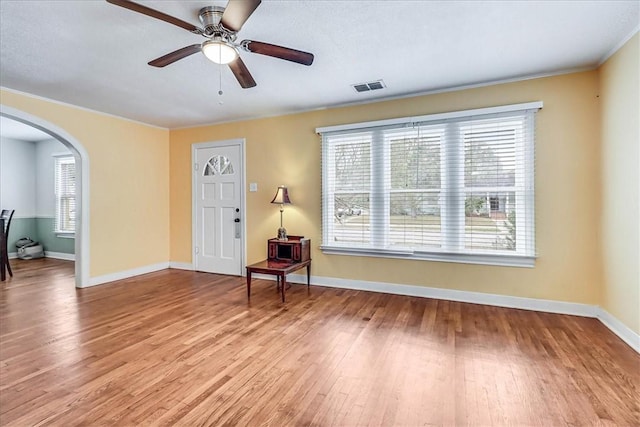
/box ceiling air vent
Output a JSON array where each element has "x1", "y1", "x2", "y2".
[{"x1": 352, "y1": 80, "x2": 386, "y2": 93}]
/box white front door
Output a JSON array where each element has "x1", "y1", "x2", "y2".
[{"x1": 194, "y1": 141, "x2": 244, "y2": 275}]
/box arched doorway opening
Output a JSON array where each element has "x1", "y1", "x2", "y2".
[{"x1": 0, "y1": 105, "x2": 89, "y2": 288}]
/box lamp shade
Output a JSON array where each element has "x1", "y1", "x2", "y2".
[
  {"x1": 271, "y1": 186, "x2": 292, "y2": 205},
  {"x1": 202, "y1": 39, "x2": 238, "y2": 64}
]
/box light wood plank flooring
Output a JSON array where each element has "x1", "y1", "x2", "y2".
[{"x1": 1, "y1": 258, "x2": 638, "y2": 426}]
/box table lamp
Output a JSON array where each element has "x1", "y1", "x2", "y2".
[{"x1": 271, "y1": 185, "x2": 292, "y2": 240}]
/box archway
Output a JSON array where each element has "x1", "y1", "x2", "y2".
[{"x1": 0, "y1": 105, "x2": 90, "y2": 288}]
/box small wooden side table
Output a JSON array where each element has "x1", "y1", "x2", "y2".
[{"x1": 245, "y1": 259, "x2": 311, "y2": 303}]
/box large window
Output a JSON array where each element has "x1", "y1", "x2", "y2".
[
  {"x1": 318, "y1": 102, "x2": 541, "y2": 267},
  {"x1": 55, "y1": 155, "x2": 76, "y2": 234}
]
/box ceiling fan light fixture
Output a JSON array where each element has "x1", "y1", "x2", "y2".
[{"x1": 202, "y1": 39, "x2": 238, "y2": 64}]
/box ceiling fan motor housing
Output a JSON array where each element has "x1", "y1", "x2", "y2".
[
  {"x1": 199, "y1": 6, "x2": 227, "y2": 37},
  {"x1": 106, "y1": 0, "x2": 313, "y2": 89}
]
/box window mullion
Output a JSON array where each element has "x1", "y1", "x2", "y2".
[
  {"x1": 371, "y1": 129, "x2": 388, "y2": 248},
  {"x1": 442, "y1": 122, "x2": 464, "y2": 251}
]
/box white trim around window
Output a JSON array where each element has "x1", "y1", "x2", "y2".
[
  {"x1": 54, "y1": 155, "x2": 76, "y2": 235},
  {"x1": 317, "y1": 102, "x2": 542, "y2": 268}
]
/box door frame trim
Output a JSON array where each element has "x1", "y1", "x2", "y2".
[{"x1": 191, "y1": 139, "x2": 246, "y2": 276}]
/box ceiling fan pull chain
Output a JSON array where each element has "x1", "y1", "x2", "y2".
[
  {"x1": 106, "y1": 0, "x2": 311, "y2": 90},
  {"x1": 218, "y1": 67, "x2": 224, "y2": 103}
]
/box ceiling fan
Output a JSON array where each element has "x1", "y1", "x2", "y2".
[{"x1": 106, "y1": 0, "x2": 314, "y2": 88}]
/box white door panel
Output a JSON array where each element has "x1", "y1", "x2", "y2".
[
  {"x1": 194, "y1": 142, "x2": 243, "y2": 275},
  {"x1": 202, "y1": 207, "x2": 217, "y2": 257}
]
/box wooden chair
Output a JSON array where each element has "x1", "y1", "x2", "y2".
[{"x1": 1, "y1": 209, "x2": 15, "y2": 278}]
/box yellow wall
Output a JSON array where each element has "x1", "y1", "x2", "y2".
[
  {"x1": 599, "y1": 33, "x2": 640, "y2": 334},
  {"x1": 3, "y1": 36, "x2": 635, "y2": 334},
  {"x1": 170, "y1": 70, "x2": 603, "y2": 305},
  {"x1": 0, "y1": 89, "x2": 171, "y2": 277}
]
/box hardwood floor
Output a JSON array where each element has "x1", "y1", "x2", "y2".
[{"x1": 1, "y1": 258, "x2": 638, "y2": 426}]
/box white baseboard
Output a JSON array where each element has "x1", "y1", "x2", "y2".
[
  {"x1": 252, "y1": 272, "x2": 638, "y2": 353},
  {"x1": 596, "y1": 308, "x2": 640, "y2": 353},
  {"x1": 25, "y1": 258, "x2": 636, "y2": 353},
  {"x1": 45, "y1": 251, "x2": 75, "y2": 261},
  {"x1": 266, "y1": 272, "x2": 597, "y2": 317},
  {"x1": 7, "y1": 251, "x2": 75, "y2": 261},
  {"x1": 86, "y1": 262, "x2": 170, "y2": 288},
  {"x1": 169, "y1": 262, "x2": 194, "y2": 270}
]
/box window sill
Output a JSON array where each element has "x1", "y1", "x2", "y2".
[
  {"x1": 320, "y1": 245, "x2": 535, "y2": 268},
  {"x1": 55, "y1": 232, "x2": 75, "y2": 239}
]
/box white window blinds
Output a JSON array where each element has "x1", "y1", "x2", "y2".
[
  {"x1": 55, "y1": 156, "x2": 76, "y2": 233},
  {"x1": 318, "y1": 102, "x2": 540, "y2": 267}
]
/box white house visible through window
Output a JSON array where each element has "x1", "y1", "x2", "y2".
[
  {"x1": 317, "y1": 102, "x2": 541, "y2": 267},
  {"x1": 55, "y1": 156, "x2": 76, "y2": 234}
]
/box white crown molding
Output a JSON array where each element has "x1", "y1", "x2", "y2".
[
  {"x1": 0, "y1": 86, "x2": 168, "y2": 131},
  {"x1": 316, "y1": 101, "x2": 543, "y2": 134},
  {"x1": 172, "y1": 67, "x2": 592, "y2": 131},
  {"x1": 3, "y1": 23, "x2": 634, "y2": 133},
  {"x1": 598, "y1": 26, "x2": 640, "y2": 66}
]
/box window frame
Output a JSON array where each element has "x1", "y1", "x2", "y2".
[
  {"x1": 54, "y1": 154, "x2": 76, "y2": 236},
  {"x1": 318, "y1": 102, "x2": 541, "y2": 268}
]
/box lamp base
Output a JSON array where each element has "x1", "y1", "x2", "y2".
[{"x1": 277, "y1": 227, "x2": 288, "y2": 241}]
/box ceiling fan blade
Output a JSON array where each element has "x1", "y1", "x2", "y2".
[
  {"x1": 228, "y1": 57, "x2": 257, "y2": 88},
  {"x1": 107, "y1": 0, "x2": 202, "y2": 34},
  {"x1": 221, "y1": 0, "x2": 261, "y2": 32},
  {"x1": 243, "y1": 40, "x2": 314, "y2": 66},
  {"x1": 148, "y1": 45, "x2": 202, "y2": 67}
]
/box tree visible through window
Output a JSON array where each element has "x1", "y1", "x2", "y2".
[
  {"x1": 319, "y1": 102, "x2": 540, "y2": 266},
  {"x1": 55, "y1": 156, "x2": 76, "y2": 234},
  {"x1": 204, "y1": 155, "x2": 234, "y2": 176}
]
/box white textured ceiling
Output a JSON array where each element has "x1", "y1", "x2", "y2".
[{"x1": 0, "y1": 1, "x2": 638, "y2": 129}]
